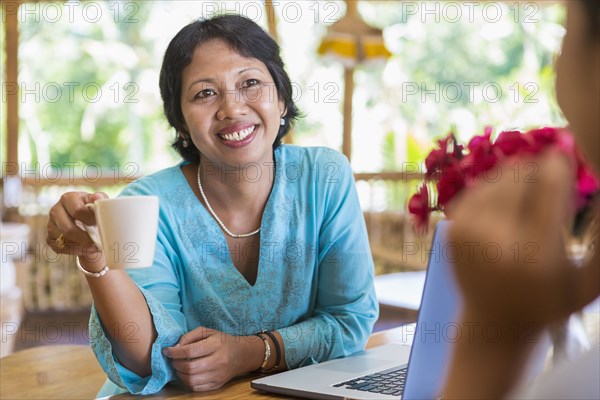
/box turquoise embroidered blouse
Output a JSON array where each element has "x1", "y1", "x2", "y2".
[{"x1": 90, "y1": 145, "x2": 379, "y2": 395}]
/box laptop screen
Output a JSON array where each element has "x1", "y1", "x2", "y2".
[{"x1": 403, "y1": 220, "x2": 463, "y2": 399}]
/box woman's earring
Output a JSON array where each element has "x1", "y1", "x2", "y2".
[
  {"x1": 179, "y1": 133, "x2": 190, "y2": 148},
  {"x1": 280, "y1": 117, "x2": 285, "y2": 126}
]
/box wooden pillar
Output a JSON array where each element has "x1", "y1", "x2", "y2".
[
  {"x1": 4, "y1": 1, "x2": 20, "y2": 175},
  {"x1": 265, "y1": 0, "x2": 278, "y2": 42},
  {"x1": 264, "y1": 0, "x2": 295, "y2": 144},
  {"x1": 346, "y1": 0, "x2": 358, "y2": 17},
  {"x1": 342, "y1": 66, "x2": 354, "y2": 162},
  {"x1": 341, "y1": 0, "x2": 357, "y2": 161}
]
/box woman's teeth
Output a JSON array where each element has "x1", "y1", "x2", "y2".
[{"x1": 220, "y1": 126, "x2": 254, "y2": 141}]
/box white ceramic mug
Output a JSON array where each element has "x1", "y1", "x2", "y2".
[{"x1": 84, "y1": 196, "x2": 159, "y2": 269}]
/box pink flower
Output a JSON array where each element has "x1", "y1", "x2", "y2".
[
  {"x1": 575, "y1": 148, "x2": 600, "y2": 210},
  {"x1": 526, "y1": 127, "x2": 558, "y2": 153},
  {"x1": 578, "y1": 167, "x2": 599, "y2": 198},
  {"x1": 409, "y1": 126, "x2": 599, "y2": 233},
  {"x1": 425, "y1": 135, "x2": 464, "y2": 179},
  {"x1": 494, "y1": 130, "x2": 529, "y2": 156},
  {"x1": 466, "y1": 128, "x2": 492, "y2": 151},
  {"x1": 408, "y1": 183, "x2": 430, "y2": 232},
  {"x1": 554, "y1": 128, "x2": 576, "y2": 155},
  {"x1": 461, "y1": 131, "x2": 497, "y2": 184},
  {"x1": 438, "y1": 162, "x2": 465, "y2": 206}
]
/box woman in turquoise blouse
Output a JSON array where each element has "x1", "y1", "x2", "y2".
[{"x1": 46, "y1": 15, "x2": 378, "y2": 395}]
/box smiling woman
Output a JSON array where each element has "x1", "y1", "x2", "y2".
[
  {"x1": 159, "y1": 15, "x2": 299, "y2": 163},
  {"x1": 180, "y1": 40, "x2": 285, "y2": 170},
  {"x1": 44, "y1": 14, "x2": 378, "y2": 396}
]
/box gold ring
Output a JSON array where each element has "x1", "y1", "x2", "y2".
[{"x1": 55, "y1": 234, "x2": 65, "y2": 250}]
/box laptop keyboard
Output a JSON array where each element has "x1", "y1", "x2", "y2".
[{"x1": 332, "y1": 365, "x2": 407, "y2": 397}]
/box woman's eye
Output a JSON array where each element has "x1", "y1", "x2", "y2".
[
  {"x1": 195, "y1": 89, "x2": 216, "y2": 99},
  {"x1": 242, "y1": 79, "x2": 261, "y2": 88}
]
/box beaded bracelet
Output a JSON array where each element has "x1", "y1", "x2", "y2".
[
  {"x1": 259, "y1": 330, "x2": 281, "y2": 372},
  {"x1": 76, "y1": 256, "x2": 109, "y2": 278},
  {"x1": 255, "y1": 333, "x2": 271, "y2": 371}
]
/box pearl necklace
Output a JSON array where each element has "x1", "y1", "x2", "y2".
[{"x1": 197, "y1": 164, "x2": 261, "y2": 238}]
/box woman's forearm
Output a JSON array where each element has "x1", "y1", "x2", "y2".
[
  {"x1": 82, "y1": 255, "x2": 157, "y2": 377},
  {"x1": 443, "y1": 312, "x2": 539, "y2": 399}
]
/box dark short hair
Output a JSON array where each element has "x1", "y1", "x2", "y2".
[
  {"x1": 159, "y1": 14, "x2": 300, "y2": 162},
  {"x1": 580, "y1": 0, "x2": 600, "y2": 39}
]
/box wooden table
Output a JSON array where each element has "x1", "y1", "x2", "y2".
[
  {"x1": 107, "y1": 325, "x2": 415, "y2": 400},
  {"x1": 0, "y1": 345, "x2": 107, "y2": 399},
  {"x1": 0, "y1": 326, "x2": 414, "y2": 400},
  {"x1": 2, "y1": 313, "x2": 598, "y2": 399}
]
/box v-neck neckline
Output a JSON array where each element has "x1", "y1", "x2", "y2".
[{"x1": 177, "y1": 150, "x2": 281, "y2": 288}]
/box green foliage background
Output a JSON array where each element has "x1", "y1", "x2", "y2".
[{"x1": 6, "y1": 1, "x2": 566, "y2": 203}]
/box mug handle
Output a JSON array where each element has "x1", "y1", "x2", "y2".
[{"x1": 82, "y1": 203, "x2": 102, "y2": 246}]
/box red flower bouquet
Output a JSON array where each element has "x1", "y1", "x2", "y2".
[{"x1": 408, "y1": 127, "x2": 600, "y2": 232}]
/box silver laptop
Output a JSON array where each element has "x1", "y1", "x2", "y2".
[{"x1": 252, "y1": 221, "x2": 460, "y2": 399}]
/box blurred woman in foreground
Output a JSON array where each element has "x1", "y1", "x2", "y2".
[{"x1": 444, "y1": 1, "x2": 599, "y2": 398}]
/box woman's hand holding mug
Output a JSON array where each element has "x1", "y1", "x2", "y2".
[
  {"x1": 47, "y1": 192, "x2": 159, "y2": 271},
  {"x1": 47, "y1": 192, "x2": 109, "y2": 270}
]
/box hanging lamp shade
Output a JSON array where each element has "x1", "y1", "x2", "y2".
[{"x1": 317, "y1": 1, "x2": 391, "y2": 67}]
